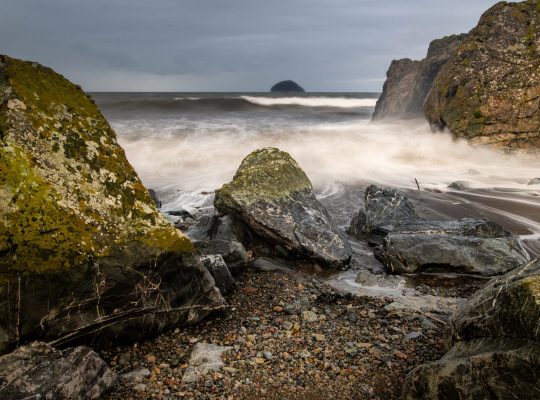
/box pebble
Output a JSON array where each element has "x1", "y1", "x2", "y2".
[
  {"x1": 301, "y1": 311, "x2": 318, "y2": 322},
  {"x1": 405, "y1": 331, "x2": 423, "y2": 340}
]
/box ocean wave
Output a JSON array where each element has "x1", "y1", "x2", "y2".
[{"x1": 240, "y1": 96, "x2": 377, "y2": 108}]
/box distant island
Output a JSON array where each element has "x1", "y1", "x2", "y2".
[{"x1": 270, "y1": 80, "x2": 305, "y2": 93}]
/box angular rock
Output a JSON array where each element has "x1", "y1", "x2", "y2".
[
  {"x1": 0, "y1": 341, "x2": 116, "y2": 399},
  {"x1": 215, "y1": 147, "x2": 351, "y2": 269},
  {"x1": 403, "y1": 337, "x2": 540, "y2": 400},
  {"x1": 448, "y1": 258, "x2": 540, "y2": 343},
  {"x1": 355, "y1": 270, "x2": 403, "y2": 288},
  {"x1": 347, "y1": 185, "x2": 418, "y2": 239},
  {"x1": 0, "y1": 55, "x2": 225, "y2": 353},
  {"x1": 182, "y1": 343, "x2": 232, "y2": 384},
  {"x1": 372, "y1": 34, "x2": 467, "y2": 120},
  {"x1": 194, "y1": 239, "x2": 248, "y2": 276},
  {"x1": 447, "y1": 181, "x2": 471, "y2": 190},
  {"x1": 374, "y1": 218, "x2": 529, "y2": 276},
  {"x1": 270, "y1": 80, "x2": 305, "y2": 93},
  {"x1": 201, "y1": 255, "x2": 235, "y2": 294},
  {"x1": 252, "y1": 257, "x2": 294, "y2": 273},
  {"x1": 403, "y1": 259, "x2": 540, "y2": 399},
  {"x1": 424, "y1": 1, "x2": 540, "y2": 152}
]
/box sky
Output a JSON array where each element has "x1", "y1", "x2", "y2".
[{"x1": 0, "y1": 0, "x2": 498, "y2": 92}]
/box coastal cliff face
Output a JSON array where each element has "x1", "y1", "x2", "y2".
[
  {"x1": 372, "y1": 34, "x2": 467, "y2": 120},
  {"x1": 0, "y1": 55, "x2": 224, "y2": 353},
  {"x1": 424, "y1": 1, "x2": 540, "y2": 152}
]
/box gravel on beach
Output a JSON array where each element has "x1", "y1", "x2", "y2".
[{"x1": 102, "y1": 266, "x2": 448, "y2": 400}]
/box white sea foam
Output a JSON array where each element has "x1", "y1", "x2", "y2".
[
  {"x1": 114, "y1": 118, "x2": 540, "y2": 195},
  {"x1": 240, "y1": 96, "x2": 377, "y2": 108}
]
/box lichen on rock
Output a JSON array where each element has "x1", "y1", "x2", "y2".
[
  {"x1": 215, "y1": 147, "x2": 351, "y2": 269},
  {"x1": 424, "y1": 1, "x2": 540, "y2": 152},
  {"x1": 0, "y1": 55, "x2": 224, "y2": 353}
]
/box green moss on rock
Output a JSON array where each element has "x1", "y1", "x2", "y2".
[
  {"x1": 0, "y1": 55, "x2": 193, "y2": 273},
  {"x1": 215, "y1": 147, "x2": 311, "y2": 206},
  {"x1": 424, "y1": 1, "x2": 540, "y2": 152}
]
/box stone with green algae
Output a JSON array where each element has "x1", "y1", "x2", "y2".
[
  {"x1": 214, "y1": 147, "x2": 351, "y2": 269},
  {"x1": 0, "y1": 55, "x2": 224, "y2": 354}
]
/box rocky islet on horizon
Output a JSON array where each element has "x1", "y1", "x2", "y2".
[{"x1": 270, "y1": 80, "x2": 305, "y2": 93}]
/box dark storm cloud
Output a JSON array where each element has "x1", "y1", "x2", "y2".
[{"x1": 0, "y1": 0, "x2": 497, "y2": 91}]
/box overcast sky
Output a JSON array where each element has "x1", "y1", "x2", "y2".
[{"x1": 0, "y1": 0, "x2": 497, "y2": 92}]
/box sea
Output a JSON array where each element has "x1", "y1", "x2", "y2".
[{"x1": 92, "y1": 92, "x2": 540, "y2": 257}]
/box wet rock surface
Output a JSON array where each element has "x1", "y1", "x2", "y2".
[
  {"x1": 403, "y1": 337, "x2": 540, "y2": 400},
  {"x1": 374, "y1": 218, "x2": 529, "y2": 276},
  {"x1": 348, "y1": 185, "x2": 418, "y2": 242},
  {"x1": 201, "y1": 255, "x2": 235, "y2": 294},
  {"x1": 0, "y1": 341, "x2": 116, "y2": 399},
  {"x1": 215, "y1": 148, "x2": 351, "y2": 269},
  {"x1": 448, "y1": 258, "x2": 540, "y2": 342},
  {"x1": 403, "y1": 258, "x2": 540, "y2": 399}
]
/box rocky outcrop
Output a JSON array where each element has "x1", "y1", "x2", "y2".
[
  {"x1": 403, "y1": 258, "x2": 540, "y2": 399},
  {"x1": 374, "y1": 218, "x2": 529, "y2": 276},
  {"x1": 372, "y1": 34, "x2": 467, "y2": 120},
  {"x1": 347, "y1": 185, "x2": 418, "y2": 241},
  {"x1": 0, "y1": 341, "x2": 116, "y2": 399},
  {"x1": 348, "y1": 186, "x2": 528, "y2": 276},
  {"x1": 270, "y1": 80, "x2": 305, "y2": 93},
  {"x1": 215, "y1": 148, "x2": 351, "y2": 269},
  {"x1": 0, "y1": 55, "x2": 225, "y2": 353},
  {"x1": 424, "y1": 1, "x2": 540, "y2": 152}
]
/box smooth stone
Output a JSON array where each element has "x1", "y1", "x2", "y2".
[{"x1": 181, "y1": 343, "x2": 232, "y2": 384}]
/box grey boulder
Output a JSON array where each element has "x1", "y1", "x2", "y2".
[
  {"x1": 0, "y1": 341, "x2": 116, "y2": 399},
  {"x1": 348, "y1": 185, "x2": 418, "y2": 239},
  {"x1": 215, "y1": 148, "x2": 351, "y2": 269},
  {"x1": 402, "y1": 338, "x2": 540, "y2": 400},
  {"x1": 403, "y1": 259, "x2": 540, "y2": 399},
  {"x1": 200, "y1": 255, "x2": 235, "y2": 294},
  {"x1": 374, "y1": 218, "x2": 529, "y2": 276}
]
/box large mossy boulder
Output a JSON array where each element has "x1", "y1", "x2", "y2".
[
  {"x1": 372, "y1": 34, "x2": 466, "y2": 121},
  {"x1": 402, "y1": 258, "x2": 540, "y2": 399},
  {"x1": 214, "y1": 148, "x2": 351, "y2": 269},
  {"x1": 0, "y1": 55, "x2": 224, "y2": 353},
  {"x1": 424, "y1": 1, "x2": 540, "y2": 152}
]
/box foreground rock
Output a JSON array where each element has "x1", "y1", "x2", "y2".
[
  {"x1": 215, "y1": 148, "x2": 351, "y2": 268},
  {"x1": 182, "y1": 343, "x2": 232, "y2": 384},
  {"x1": 0, "y1": 55, "x2": 224, "y2": 353},
  {"x1": 372, "y1": 34, "x2": 466, "y2": 120},
  {"x1": 188, "y1": 214, "x2": 249, "y2": 276},
  {"x1": 270, "y1": 80, "x2": 305, "y2": 92},
  {"x1": 425, "y1": 1, "x2": 540, "y2": 152},
  {"x1": 375, "y1": 218, "x2": 528, "y2": 276},
  {"x1": 403, "y1": 258, "x2": 540, "y2": 399},
  {"x1": 0, "y1": 341, "x2": 116, "y2": 399},
  {"x1": 348, "y1": 185, "x2": 418, "y2": 242}
]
